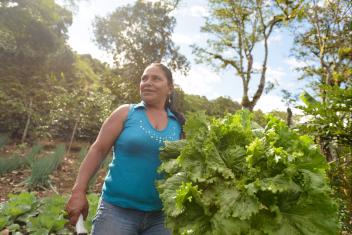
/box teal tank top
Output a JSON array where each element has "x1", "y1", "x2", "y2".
[{"x1": 101, "y1": 102, "x2": 182, "y2": 211}]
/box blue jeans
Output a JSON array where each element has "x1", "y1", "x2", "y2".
[{"x1": 91, "y1": 199, "x2": 171, "y2": 235}]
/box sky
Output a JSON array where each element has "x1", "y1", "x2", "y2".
[{"x1": 59, "y1": 0, "x2": 308, "y2": 113}]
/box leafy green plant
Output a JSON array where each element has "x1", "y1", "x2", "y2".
[
  {"x1": 0, "y1": 192, "x2": 37, "y2": 231},
  {"x1": 0, "y1": 192, "x2": 99, "y2": 234},
  {"x1": 27, "y1": 195, "x2": 69, "y2": 235},
  {"x1": 85, "y1": 193, "x2": 100, "y2": 232},
  {"x1": 158, "y1": 111, "x2": 339, "y2": 235},
  {"x1": 26, "y1": 144, "x2": 66, "y2": 188}
]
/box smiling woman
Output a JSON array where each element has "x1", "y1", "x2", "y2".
[{"x1": 65, "y1": 63, "x2": 185, "y2": 235}]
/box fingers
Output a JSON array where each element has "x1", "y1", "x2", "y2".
[
  {"x1": 69, "y1": 212, "x2": 80, "y2": 226},
  {"x1": 82, "y1": 203, "x2": 89, "y2": 220},
  {"x1": 65, "y1": 194, "x2": 89, "y2": 226}
]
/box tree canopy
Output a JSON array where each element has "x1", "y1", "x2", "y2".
[{"x1": 93, "y1": 0, "x2": 190, "y2": 103}]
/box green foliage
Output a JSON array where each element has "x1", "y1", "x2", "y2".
[
  {"x1": 0, "y1": 155, "x2": 25, "y2": 176},
  {"x1": 298, "y1": 86, "x2": 352, "y2": 232},
  {"x1": 0, "y1": 144, "x2": 45, "y2": 177},
  {"x1": 27, "y1": 195, "x2": 69, "y2": 235},
  {"x1": 192, "y1": 0, "x2": 303, "y2": 110},
  {"x1": 182, "y1": 94, "x2": 241, "y2": 117},
  {"x1": 0, "y1": 0, "x2": 73, "y2": 140},
  {"x1": 25, "y1": 144, "x2": 44, "y2": 167},
  {"x1": 158, "y1": 111, "x2": 339, "y2": 235},
  {"x1": 0, "y1": 192, "x2": 37, "y2": 231},
  {"x1": 293, "y1": 0, "x2": 351, "y2": 88},
  {"x1": 46, "y1": 54, "x2": 114, "y2": 141},
  {"x1": 26, "y1": 144, "x2": 66, "y2": 188},
  {"x1": 85, "y1": 193, "x2": 100, "y2": 232},
  {"x1": 0, "y1": 133, "x2": 9, "y2": 149},
  {"x1": 0, "y1": 192, "x2": 99, "y2": 234},
  {"x1": 93, "y1": 0, "x2": 189, "y2": 103},
  {"x1": 299, "y1": 86, "x2": 352, "y2": 147}
]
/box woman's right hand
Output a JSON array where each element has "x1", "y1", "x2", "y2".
[{"x1": 65, "y1": 191, "x2": 89, "y2": 226}]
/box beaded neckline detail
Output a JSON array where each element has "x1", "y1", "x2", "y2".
[{"x1": 139, "y1": 119, "x2": 178, "y2": 144}]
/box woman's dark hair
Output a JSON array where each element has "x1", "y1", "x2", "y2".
[{"x1": 148, "y1": 62, "x2": 186, "y2": 129}]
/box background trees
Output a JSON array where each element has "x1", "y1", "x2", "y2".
[
  {"x1": 192, "y1": 0, "x2": 304, "y2": 111},
  {"x1": 292, "y1": 0, "x2": 352, "y2": 230},
  {"x1": 0, "y1": 0, "x2": 73, "y2": 140},
  {"x1": 0, "y1": 0, "x2": 351, "y2": 232},
  {"x1": 93, "y1": 0, "x2": 190, "y2": 103}
]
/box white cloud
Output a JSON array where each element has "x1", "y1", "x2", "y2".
[
  {"x1": 254, "y1": 95, "x2": 286, "y2": 112},
  {"x1": 255, "y1": 94, "x2": 304, "y2": 114},
  {"x1": 173, "y1": 4, "x2": 209, "y2": 18},
  {"x1": 252, "y1": 63, "x2": 284, "y2": 83},
  {"x1": 174, "y1": 65, "x2": 223, "y2": 99},
  {"x1": 266, "y1": 66, "x2": 285, "y2": 83},
  {"x1": 285, "y1": 58, "x2": 306, "y2": 69},
  {"x1": 189, "y1": 5, "x2": 209, "y2": 17},
  {"x1": 172, "y1": 33, "x2": 198, "y2": 45},
  {"x1": 268, "y1": 33, "x2": 283, "y2": 45}
]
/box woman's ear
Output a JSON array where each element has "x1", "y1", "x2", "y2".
[{"x1": 169, "y1": 84, "x2": 174, "y2": 94}]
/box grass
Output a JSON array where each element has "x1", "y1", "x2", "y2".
[
  {"x1": 0, "y1": 156, "x2": 25, "y2": 176},
  {"x1": 0, "y1": 133, "x2": 9, "y2": 149},
  {"x1": 25, "y1": 144, "x2": 43, "y2": 167},
  {"x1": 26, "y1": 144, "x2": 66, "y2": 189}
]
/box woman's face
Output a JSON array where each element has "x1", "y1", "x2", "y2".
[{"x1": 140, "y1": 65, "x2": 172, "y2": 105}]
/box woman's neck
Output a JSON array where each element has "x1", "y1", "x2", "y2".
[{"x1": 143, "y1": 100, "x2": 166, "y2": 112}]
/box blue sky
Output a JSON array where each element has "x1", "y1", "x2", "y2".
[{"x1": 59, "y1": 0, "x2": 308, "y2": 112}]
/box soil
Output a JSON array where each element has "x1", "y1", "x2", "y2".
[{"x1": 0, "y1": 141, "x2": 107, "y2": 203}]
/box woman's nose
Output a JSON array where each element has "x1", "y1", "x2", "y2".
[{"x1": 143, "y1": 78, "x2": 153, "y2": 86}]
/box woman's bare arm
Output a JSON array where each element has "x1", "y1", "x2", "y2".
[{"x1": 65, "y1": 104, "x2": 130, "y2": 225}]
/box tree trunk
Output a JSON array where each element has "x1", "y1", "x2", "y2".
[
  {"x1": 21, "y1": 97, "x2": 33, "y2": 143},
  {"x1": 67, "y1": 118, "x2": 79, "y2": 154},
  {"x1": 287, "y1": 107, "x2": 292, "y2": 127}
]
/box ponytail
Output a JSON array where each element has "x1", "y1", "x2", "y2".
[{"x1": 164, "y1": 92, "x2": 185, "y2": 138}]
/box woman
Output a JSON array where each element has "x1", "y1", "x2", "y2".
[{"x1": 65, "y1": 63, "x2": 184, "y2": 235}]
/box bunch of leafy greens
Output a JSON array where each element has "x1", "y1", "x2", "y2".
[{"x1": 157, "y1": 111, "x2": 339, "y2": 235}]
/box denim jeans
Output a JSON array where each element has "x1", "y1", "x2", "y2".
[{"x1": 91, "y1": 199, "x2": 171, "y2": 235}]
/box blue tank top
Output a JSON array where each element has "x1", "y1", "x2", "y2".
[{"x1": 101, "y1": 102, "x2": 182, "y2": 211}]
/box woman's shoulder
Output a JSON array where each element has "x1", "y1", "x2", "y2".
[{"x1": 109, "y1": 104, "x2": 131, "y2": 122}]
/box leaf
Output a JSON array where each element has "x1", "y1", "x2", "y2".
[{"x1": 300, "y1": 90, "x2": 318, "y2": 106}]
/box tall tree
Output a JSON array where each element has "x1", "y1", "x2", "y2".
[
  {"x1": 293, "y1": 0, "x2": 351, "y2": 158},
  {"x1": 293, "y1": 0, "x2": 351, "y2": 95},
  {"x1": 93, "y1": 0, "x2": 190, "y2": 103},
  {"x1": 293, "y1": 1, "x2": 352, "y2": 231},
  {"x1": 0, "y1": 0, "x2": 73, "y2": 140},
  {"x1": 193, "y1": 0, "x2": 303, "y2": 111}
]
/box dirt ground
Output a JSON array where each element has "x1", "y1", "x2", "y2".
[{"x1": 0, "y1": 141, "x2": 107, "y2": 203}]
